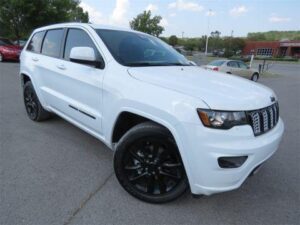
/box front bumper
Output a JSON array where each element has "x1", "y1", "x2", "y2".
[{"x1": 175, "y1": 118, "x2": 284, "y2": 196}]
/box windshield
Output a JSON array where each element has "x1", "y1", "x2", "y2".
[
  {"x1": 209, "y1": 60, "x2": 226, "y2": 66},
  {"x1": 95, "y1": 29, "x2": 190, "y2": 67},
  {"x1": 0, "y1": 38, "x2": 14, "y2": 46}
]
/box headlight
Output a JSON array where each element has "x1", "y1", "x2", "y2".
[{"x1": 197, "y1": 109, "x2": 248, "y2": 129}]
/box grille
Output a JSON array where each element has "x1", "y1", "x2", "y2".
[{"x1": 247, "y1": 103, "x2": 279, "y2": 136}]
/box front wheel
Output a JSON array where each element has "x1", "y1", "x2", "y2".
[
  {"x1": 114, "y1": 122, "x2": 188, "y2": 203},
  {"x1": 251, "y1": 73, "x2": 259, "y2": 82},
  {"x1": 0, "y1": 53, "x2": 3, "y2": 62}
]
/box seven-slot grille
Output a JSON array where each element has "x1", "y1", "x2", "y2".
[{"x1": 247, "y1": 102, "x2": 279, "y2": 136}]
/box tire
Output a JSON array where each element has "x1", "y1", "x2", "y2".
[
  {"x1": 0, "y1": 53, "x2": 3, "y2": 62},
  {"x1": 23, "y1": 81, "x2": 51, "y2": 121},
  {"x1": 114, "y1": 122, "x2": 188, "y2": 203},
  {"x1": 251, "y1": 73, "x2": 259, "y2": 82}
]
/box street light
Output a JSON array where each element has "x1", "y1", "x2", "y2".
[{"x1": 205, "y1": 9, "x2": 212, "y2": 56}]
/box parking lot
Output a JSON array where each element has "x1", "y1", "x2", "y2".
[{"x1": 0, "y1": 62, "x2": 299, "y2": 225}]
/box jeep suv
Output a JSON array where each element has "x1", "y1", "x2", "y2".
[{"x1": 20, "y1": 23, "x2": 284, "y2": 203}]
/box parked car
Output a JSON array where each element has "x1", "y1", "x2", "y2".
[
  {"x1": 212, "y1": 49, "x2": 225, "y2": 57},
  {"x1": 0, "y1": 37, "x2": 22, "y2": 62},
  {"x1": 204, "y1": 60, "x2": 260, "y2": 81},
  {"x1": 20, "y1": 23, "x2": 284, "y2": 203},
  {"x1": 14, "y1": 39, "x2": 28, "y2": 48}
]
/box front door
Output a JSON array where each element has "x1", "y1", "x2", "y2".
[{"x1": 39, "y1": 28, "x2": 105, "y2": 135}]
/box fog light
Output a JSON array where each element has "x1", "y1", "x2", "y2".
[{"x1": 218, "y1": 156, "x2": 248, "y2": 168}]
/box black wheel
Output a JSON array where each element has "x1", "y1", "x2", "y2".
[
  {"x1": 251, "y1": 73, "x2": 259, "y2": 82},
  {"x1": 0, "y1": 53, "x2": 3, "y2": 62},
  {"x1": 23, "y1": 81, "x2": 51, "y2": 121},
  {"x1": 114, "y1": 122, "x2": 188, "y2": 203}
]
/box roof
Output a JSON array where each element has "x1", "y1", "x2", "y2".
[{"x1": 33, "y1": 22, "x2": 136, "y2": 33}]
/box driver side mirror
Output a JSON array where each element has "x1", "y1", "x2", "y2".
[
  {"x1": 70, "y1": 47, "x2": 104, "y2": 69},
  {"x1": 189, "y1": 60, "x2": 197, "y2": 66}
]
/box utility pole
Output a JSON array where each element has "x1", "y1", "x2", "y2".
[
  {"x1": 205, "y1": 9, "x2": 212, "y2": 56},
  {"x1": 182, "y1": 31, "x2": 184, "y2": 39}
]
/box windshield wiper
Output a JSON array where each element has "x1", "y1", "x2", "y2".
[
  {"x1": 162, "y1": 62, "x2": 191, "y2": 66},
  {"x1": 125, "y1": 62, "x2": 160, "y2": 67},
  {"x1": 125, "y1": 62, "x2": 191, "y2": 67}
]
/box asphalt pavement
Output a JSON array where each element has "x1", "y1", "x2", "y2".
[{"x1": 0, "y1": 61, "x2": 299, "y2": 225}]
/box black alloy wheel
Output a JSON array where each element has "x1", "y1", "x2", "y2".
[
  {"x1": 23, "y1": 81, "x2": 51, "y2": 121},
  {"x1": 114, "y1": 122, "x2": 188, "y2": 203},
  {"x1": 24, "y1": 84, "x2": 39, "y2": 120}
]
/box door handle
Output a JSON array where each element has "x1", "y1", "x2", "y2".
[
  {"x1": 32, "y1": 57, "x2": 39, "y2": 62},
  {"x1": 57, "y1": 64, "x2": 66, "y2": 70}
]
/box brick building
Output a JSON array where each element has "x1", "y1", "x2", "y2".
[{"x1": 243, "y1": 40, "x2": 300, "y2": 58}]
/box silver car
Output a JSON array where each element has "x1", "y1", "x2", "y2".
[{"x1": 204, "y1": 60, "x2": 260, "y2": 82}]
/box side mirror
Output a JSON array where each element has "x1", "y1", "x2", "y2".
[
  {"x1": 189, "y1": 60, "x2": 197, "y2": 66},
  {"x1": 70, "y1": 47, "x2": 104, "y2": 69}
]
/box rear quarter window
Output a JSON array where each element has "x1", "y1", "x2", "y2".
[
  {"x1": 41, "y1": 29, "x2": 64, "y2": 58},
  {"x1": 26, "y1": 31, "x2": 45, "y2": 53}
]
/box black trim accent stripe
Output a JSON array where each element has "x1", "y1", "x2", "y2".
[{"x1": 68, "y1": 105, "x2": 96, "y2": 120}]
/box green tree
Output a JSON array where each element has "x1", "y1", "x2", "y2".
[
  {"x1": 210, "y1": 30, "x2": 221, "y2": 38},
  {"x1": 169, "y1": 35, "x2": 178, "y2": 46},
  {"x1": 0, "y1": 0, "x2": 88, "y2": 40},
  {"x1": 130, "y1": 10, "x2": 164, "y2": 37}
]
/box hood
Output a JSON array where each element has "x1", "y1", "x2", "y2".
[{"x1": 128, "y1": 66, "x2": 276, "y2": 111}]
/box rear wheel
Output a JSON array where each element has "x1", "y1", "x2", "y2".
[
  {"x1": 251, "y1": 73, "x2": 259, "y2": 82},
  {"x1": 0, "y1": 53, "x2": 3, "y2": 62},
  {"x1": 23, "y1": 81, "x2": 51, "y2": 121},
  {"x1": 114, "y1": 122, "x2": 188, "y2": 203}
]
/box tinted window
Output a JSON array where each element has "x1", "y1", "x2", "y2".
[
  {"x1": 27, "y1": 31, "x2": 45, "y2": 53},
  {"x1": 96, "y1": 29, "x2": 190, "y2": 67},
  {"x1": 209, "y1": 60, "x2": 225, "y2": 66},
  {"x1": 64, "y1": 29, "x2": 101, "y2": 61},
  {"x1": 41, "y1": 29, "x2": 64, "y2": 57},
  {"x1": 227, "y1": 61, "x2": 239, "y2": 68}
]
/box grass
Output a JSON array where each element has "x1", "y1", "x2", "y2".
[{"x1": 260, "y1": 71, "x2": 281, "y2": 77}]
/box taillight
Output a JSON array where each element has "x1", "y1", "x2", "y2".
[{"x1": 213, "y1": 67, "x2": 219, "y2": 71}]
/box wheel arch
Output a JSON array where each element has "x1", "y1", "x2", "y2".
[
  {"x1": 111, "y1": 110, "x2": 176, "y2": 145},
  {"x1": 20, "y1": 73, "x2": 32, "y2": 86},
  {"x1": 110, "y1": 108, "x2": 193, "y2": 187}
]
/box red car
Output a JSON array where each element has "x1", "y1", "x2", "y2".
[{"x1": 0, "y1": 38, "x2": 22, "y2": 62}]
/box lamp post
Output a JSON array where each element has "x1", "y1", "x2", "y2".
[{"x1": 205, "y1": 9, "x2": 212, "y2": 56}]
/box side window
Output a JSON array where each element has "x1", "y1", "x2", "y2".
[
  {"x1": 227, "y1": 61, "x2": 239, "y2": 68},
  {"x1": 27, "y1": 31, "x2": 45, "y2": 53},
  {"x1": 41, "y1": 29, "x2": 64, "y2": 58},
  {"x1": 238, "y1": 62, "x2": 248, "y2": 69},
  {"x1": 64, "y1": 29, "x2": 101, "y2": 61}
]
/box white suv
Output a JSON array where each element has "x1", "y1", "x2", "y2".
[{"x1": 20, "y1": 23, "x2": 284, "y2": 203}]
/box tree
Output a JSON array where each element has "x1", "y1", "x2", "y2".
[
  {"x1": 130, "y1": 10, "x2": 164, "y2": 37},
  {"x1": 169, "y1": 35, "x2": 178, "y2": 46},
  {"x1": 210, "y1": 30, "x2": 221, "y2": 38},
  {"x1": 0, "y1": 0, "x2": 88, "y2": 40}
]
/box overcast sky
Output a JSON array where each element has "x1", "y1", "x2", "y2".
[{"x1": 80, "y1": 0, "x2": 300, "y2": 37}]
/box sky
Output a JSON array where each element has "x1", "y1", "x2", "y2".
[{"x1": 79, "y1": 0, "x2": 300, "y2": 37}]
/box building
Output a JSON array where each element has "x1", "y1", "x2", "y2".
[{"x1": 243, "y1": 40, "x2": 300, "y2": 58}]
